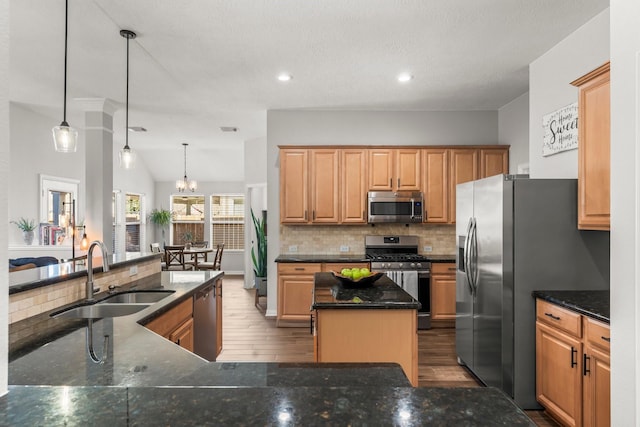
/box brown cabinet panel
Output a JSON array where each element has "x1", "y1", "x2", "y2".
[
  {"x1": 169, "y1": 317, "x2": 194, "y2": 352},
  {"x1": 341, "y1": 149, "x2": 367, "y2": 223},
  {"x1": 280, "y1": 149, "x2": 309, "y2": 223},
  {"x1": 423, "y1": 149, "x2": 449, "y2": 223},
  {"x1": 368, "y1": 149, "x2": 394, "y2": 190},
  {"x1": 396, "y1": 149, "x2": 421, "y2": 190},
  {"x1": 480, "y1": 148, "x2": 509, "y2": 178},
  {"x1": 145, "y1": 298, "x2": 193, "y2": 338},
  {"x1": 430, "y1": 262, "x2": 456, "y2": 320},
  {"x1": 449, "y1": 149, "x2": 479, "y2": 223},
  {"x1": 310, "y1": 149, "x2": 340, "y2": 223},
  {"x1": 572, "y1": 63, "x2": 610, "y2": 231}
]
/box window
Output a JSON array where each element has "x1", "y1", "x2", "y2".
[
  {"x1": 211, "y1": 195, "x2": 244, "y2": 250},
  {"x1": 172, "y1": 195, "x2": 205, "y2": 245},
  {"x1": 125, "y1": 193, "x2": 143, "y2": 252}
]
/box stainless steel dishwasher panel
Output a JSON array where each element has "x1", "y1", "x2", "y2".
[{"x1": 193, "y1": 284, "x2": 217, "y2": 361}]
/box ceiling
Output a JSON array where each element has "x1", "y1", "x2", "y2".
[{"x1": 10, "y1": 0, "x2": 609, "y2": 183}]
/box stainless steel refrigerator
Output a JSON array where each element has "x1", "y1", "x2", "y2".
[{"x1": 456, "y1": 174, "x2": 609, "y2": 409}]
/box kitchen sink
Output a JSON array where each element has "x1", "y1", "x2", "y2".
[
  {"x1": 51, "y1": 303, "x2": 151, "y2": 319},
  {"x1": 99, "y1": 290, "x2": 175, "y2": 304}
]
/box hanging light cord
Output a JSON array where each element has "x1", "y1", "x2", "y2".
[
  {"x1": 62, "y1": 0, "x2": 69, "y2": 124},
  {"x1": 183, "y1": 144, "x2": 188, "y2": 180},
  {"x1": 124, "y1": 32, "x2": 130, "y2": 150}
]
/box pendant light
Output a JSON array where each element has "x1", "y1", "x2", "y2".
[
  {"x1": 118, "y1": 29, "x2": 137, "y2": 169},
  {"x1": 52, "y1": 0, "x2": 78, "y2": 153},
  {"x1": 176, "y1": 143, "x2": 197, "y2": 192}
]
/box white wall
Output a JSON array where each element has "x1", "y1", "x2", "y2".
[
  {"x1": 1, "y1": 0, "x2": 9, "y2": 395},
  {"x1": 244, "y1": 136, "x2": 267, "y2": 289},
  {"x1": 498, "y1": 92, "x2": 529, "y2": 174},
  {"x1": 154, "y1": 180, "x2": 246, "y2": 274},
  {"x1": 266, "y1": 109, "x2": 501, "y2": 316},
  {"x1": 8, "y1": 104, "x2": 85, "y2": 249},
  {"x1": 528, "y1": 9, "x2": 610, "y2": 179},
  {"x1": 610, "y1": 0, "x2": 640, "y2": 424}
]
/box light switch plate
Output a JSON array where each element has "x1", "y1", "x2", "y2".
[
  {"x1": 288, "y1": 245, "x2": 298, "y2": 253},
  {"x1": 129, "y1": 265, "x2": 138, "y2": 276},
  {"x1": 339, "y1": 245, "x2": 349, "y2": 252},
  {"x1": 423, "y1": 246, "x2": 433, "y2": 252}
]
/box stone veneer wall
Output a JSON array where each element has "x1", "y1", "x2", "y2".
[
  {"x1": 8, "y1": 258, "x2": 161, "y2": 324},
  {"x1": 279, "y1": 224, "x2": 456, "y2": 256}
]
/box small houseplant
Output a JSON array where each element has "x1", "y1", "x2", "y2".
[
  {"x1": 149, "y1": 208, "x2": 172, "y2": 245},
  {"x1": 251, "y1": 209, "x2": 267, "y2": 296},
  {"x1": 11, "y1": 217, "x2": 37, "y2": 245}
]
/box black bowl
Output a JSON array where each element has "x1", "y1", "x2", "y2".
[{"x1": 331, "y1": 271, "x2": 384, "y2": 288}]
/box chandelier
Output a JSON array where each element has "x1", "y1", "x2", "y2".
[{"x1": 176, "y1": 143, "x2": 197, "y2": 192}]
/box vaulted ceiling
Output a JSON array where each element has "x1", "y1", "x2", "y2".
[{"x1": 10, "y1": 0, "x2": 609, "y2": 182}]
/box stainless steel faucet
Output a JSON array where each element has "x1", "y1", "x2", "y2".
[{"x1": 86, "y1": 240, "x2": 110, "y2": 301}]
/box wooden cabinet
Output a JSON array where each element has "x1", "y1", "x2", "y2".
[
  {"x1": 145, "y1": 297, "x2": 194, "y2": 352},
  {"x1": 314, "y1": 308, "x2": 419, "y2": 386},
  {"x1": 277, "y1": 262, "x2": 370, "y2": 326},
  {"x1": 480, "y1": 148, "x2": 509, "y2": 178},
  {"x1": 449, "y1": 149, "x2": 479, "y2": 223},
  {"x1": 430, "y1": 262, "x2": 456, "y2": 321},
  {"x1": 341, "y1": 149, "x2": 368, "y2": 223},
  {"x1": 535, "y1": 299, "x2": 611, "y2": 427},
  {"x1": 571, "y1": 62, "x2": 610, "y2": 231},
  {"x1": 583, "y1": 318, "x2": 610, "y2": 427},
  {"x1": 310, "y1": 149, "x2": 340, "y2": 223},
  {"x1": 280, "y1": 149, "x2": 309, "y2": 223},
  {"x1": 368, "y1": 148, "x2": 421, "y2": 191},
  {"x1": 423, "y1": 149, "x2": 449, "y2": 223}
]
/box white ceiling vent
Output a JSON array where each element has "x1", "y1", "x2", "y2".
[{"x1": 220, "y1": 127, "x2": 238, "y2": 132}]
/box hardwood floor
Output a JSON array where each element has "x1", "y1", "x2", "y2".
[{"x1": 217, "y1": 275, "x2": 558, "y2": 426}]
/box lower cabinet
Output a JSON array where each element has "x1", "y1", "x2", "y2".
[
  {"x1": 145, "y1": 297, "x2": 194, "y2": 352},
  {"x1": 313, "y1": 308, "x2": 419, "y2": 386},
  {"x1": 277, "y1": 262, "x2": 369, "y2": 326},
  {"x1": 430, "y1": 262, "x2": 456, "y2": 322},
  {"x1": 535, "y1": 298, "x2": 610, "y2": 427}
]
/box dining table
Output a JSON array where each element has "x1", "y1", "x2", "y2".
[{"x1": 183, "y1": 247, "x2": 214, "y2": 270}]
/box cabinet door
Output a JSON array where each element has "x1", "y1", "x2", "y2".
[
  {"x1": 449, "y1": 149, "x2": 479, "y2": 223},
  {"x1": 583, "y1": 344, "x2": 610, "y2": 427},
  {"x1": 572, "y1": 63, "x2": 610, "y2": 231},
  {"x1": 310, "y1": 149, "x2": 340, "y2": 223},
  {"x1": 215, "y1": 280, "x2": 223, "y2": 356},
  {"x1": 278, "y1": 275, "x2": 315, "y2": 322},
  {"x1": 396, "y1": 149, "x2": 421, "y2": 190},
  {"x1": 280, "y1": 149, "x2": 309, "y2": 223},
  {"x1": 480, "y1": 148, "x2": 509, "y2": 178},
  {"x1": 423, "y1": 149, "x2": 449, "y2": 223},
  {"x1": 341, "y1": 149, "x2": 367, "y2": 223},
  {"x1": 430, "y1": 263, "x2": 456, "y2": 320},
  {"x1": 536, "y1": 321, "x2": 582, "y2": 427},
  {"x1": 368, "y1": 149, "x2": 394, "y2": 190},
  {"x1": 169, "y1": 317, "x2": 194, "y2": 352}
]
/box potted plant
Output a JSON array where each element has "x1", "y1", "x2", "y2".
[
  {"x1": 182, "y1": 231, "x2": 194, "y2": 248},
  {"x1": 251, "y1": 209, "x2": 267, "y2": 296},
  {"x1": 149, "y1": 208, "x2": 172, "y2": 245},
  {"x1": 11, "y1": 217, "x2": 37, "y2": 245}
]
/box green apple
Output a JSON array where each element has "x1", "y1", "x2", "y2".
[
  {"x1": 360, "y1": 267, "x2": 370, "y2": 276},
  {"x1": 352, "y1": 270, "x2": 362, "y2": 280},
  {"x1": 341, "y1": 269, "x2": 352, "y2": 278}
]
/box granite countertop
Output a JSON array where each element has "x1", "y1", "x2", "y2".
[
  {"x1": 9, "y1": 252, "x2": 162, "y2": 294},
  {"x1": 312, "y1": 272, "x2": 421, "y2": 310},
  {"x1": 276, "y1": 254, "x2": 456, "y2": 263},
  {"x1": 532, "y1": 290, "x2": 610, "y2": 323},
  {"x1": 2, "y1": 386, "x2": 534, "y2": 426}
]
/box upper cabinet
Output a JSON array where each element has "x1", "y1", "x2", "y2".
[
  {"x1": 423, "y1": 149, "x2": 449, "y2": 223},
  {"x1": 480, "y1": 148, "x2": 509, "y2": 179},
  {"x1": 341, "y1": 149, "x2": 368, "y2": 223},
  {"x1": 368, "y1": 148, "x2": 421, "y2": 191},
  {"x1": 571, "y1": 62, "x2": 610, "y2": 231},
  {"x1": 280, "y1": 149, "x2": 309, "y2": 223},
  {"x1": 309, "y1": 149, "x2": 340, "y2": 223},
  {"x1": 449, "y1": 148, "x2": 479, "y2": 223}
]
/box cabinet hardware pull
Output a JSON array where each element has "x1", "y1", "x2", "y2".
[
  {"x1": 544, "y1": 312, "x2": 561, "y2": 321},
  {"x1": 448, "y1": 267, "x2": 456, "y2": 271},
  {"x1": 313, "y1": 210, "x2": 316, "y2": 220},
  {"x1": 397, "y1": 178, "x2": 400, "y2": 188},
  {"x1": 571, "y1": 346, "x2": 577, "y2": 368},
  {"x1": 601, "y1": 336, "x2": 610, "y2": 342},
  {"x1": 390, "y1": 178, "x2": 392, "y2": 188},
  {"x1": 309, "y1": 314, "x2": 314, "y2": 335},
  {"x1": 583, "y1": 354, "x2": 590, "y2": 376},
  {"x1": 304, "y1": 211, "x2": 308, "y2": 220},
  {"x1": 294, "y1": 267, "x2": 305, "y2": 271}
]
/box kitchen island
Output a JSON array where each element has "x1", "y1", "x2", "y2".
[{"x1": 312, "y1": 271, "x2": 421, "y2": 386}]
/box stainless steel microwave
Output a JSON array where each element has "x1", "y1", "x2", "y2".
[{"x1": 367, "y1": 191, "x2": 424, "y2": 223}]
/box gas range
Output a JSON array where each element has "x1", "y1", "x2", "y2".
[{"x1": 365, "y1": 235, "x2": 431, "y2": 271}]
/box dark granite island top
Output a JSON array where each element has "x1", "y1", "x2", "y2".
[
  {"x1": 275, "y1": 254, "x2": 457, "y2": 263},
  {"x1": 312, "y1": 272, "x2": 421, "y2": 310},
  {"x1": 532, "y1": 290, "x2": 610, "y2": 323}
]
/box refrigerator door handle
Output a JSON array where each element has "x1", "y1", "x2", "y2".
[
  {"x1": 464, "y1": 218, "x2": 474, "y2": 295},
  {"x1": 471, "y1": 218, "x2": 479, "y2": 293}
]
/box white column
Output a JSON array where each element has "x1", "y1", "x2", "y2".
[{"x1": 77, "y1": 98, "x2": 116, "y2": 251}]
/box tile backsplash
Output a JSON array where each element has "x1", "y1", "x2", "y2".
[{"x1": 280, "y1": 223, "x2": 456, "y2": 255}]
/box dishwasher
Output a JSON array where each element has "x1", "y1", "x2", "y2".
[{"x1": 193, "y1": 283, "x2": 217, "y2": 361}]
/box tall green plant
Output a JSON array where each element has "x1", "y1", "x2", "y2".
[{"x1": 251, "y1": 209, "x2": 267, "y2": 278}]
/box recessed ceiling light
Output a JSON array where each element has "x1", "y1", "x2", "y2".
[
  {"x1": 220, "y1": 127, "x2": 238, "y2": 132},
  {"x1": 128, "y1": 126, "x2": 147, "y2": 132},
  {"x1": 397, "y1": 73, "x2": 413, "y2": 83},
  {"x1": 277, "y1": 73, "x2": 293, "y2": 82}
]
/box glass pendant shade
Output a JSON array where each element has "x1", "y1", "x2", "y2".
[
  {"x1": 176, "y1": 143, "x2": 197, "y2": 192},
  {"x1": 119, "y1": 146, "x2": 136, "y2": 169},
  {"x1": 53, "y1": 122, "x2": 78, "y2": 153}
]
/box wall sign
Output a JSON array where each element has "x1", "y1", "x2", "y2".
[{"x1": 542, "y1": 102, "x2": 578, "y2": 157}]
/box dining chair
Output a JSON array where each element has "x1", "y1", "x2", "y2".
[
  {"x1": 150, "y1": 242, "x2": 166, "y2": 268},
  {"x1": 163, "y1": 245, "x2": 191, "y2": 271},
  {"x1": 198, "y1": 243, "x2": 224, "y2": 271}
]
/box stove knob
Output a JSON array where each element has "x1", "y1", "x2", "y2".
[
  {"x1": 398, "y1": 263, "x2": 403, "y2": 268},
  {"x1": 416, "y1": 262, "x2": 422, "y2": 268},
  {"x1": 410, "y1": 263, "x2": 416, "y2": 268}
]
